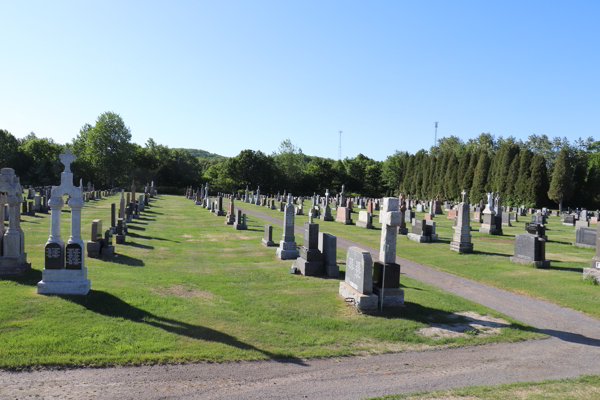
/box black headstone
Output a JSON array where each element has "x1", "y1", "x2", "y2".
[
  {"x1": 65, "y1": 243, "x2": 83, "y2": 269},
  {"x1": 45, "y1": 242, "x2": 63, "y2": 269}
]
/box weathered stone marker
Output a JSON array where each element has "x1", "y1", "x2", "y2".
[
  {"x1": 261, "y1": 224, "x2": 276, "y2": 246},
  {"x1": 319, "y1": 232, "x2": 338, "y2": 277},
  {"x1": 338, "y1": 247, "x2": 378, "y2": 311},
  {"x1": 450, "y1": 190, "x2": 473, "y2": 253},
  {"x1": 276, "y1": 194, "x2": 299, "y2": 260},
  {"x1": 584, "y1": 221, "x2": 600, "y2": 283},
  {"x1": 292, "y1": 222, "x2": 323, "y2": 276}
]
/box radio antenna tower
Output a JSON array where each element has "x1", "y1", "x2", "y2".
[
  {"x1": 338, "y1": 131, "x2": 342, "y2": 160},
  {"x1": 434, "y1": 122, "x2": 438, "y2": 147}
]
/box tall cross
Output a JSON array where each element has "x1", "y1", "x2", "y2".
[
  {"x1": 287, "y1": 193, "x2": 292, "y2": 204},
  {"x1": 59, "y1": 149, "x2": 76, "y2": 173},
  {"x1": 461, "y1": 189, "x2": 468, "y2": 203},
  {"x1": 379, "y1": 197, "x2": 403, "y2": 264}
]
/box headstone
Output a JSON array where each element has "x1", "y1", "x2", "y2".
[
  {"x1": 356, "y1": 211, "x2": 373, "y2": 229},
  {"x1": 408, "y1": 218, "x2": 431, "y2": 243},
  {"x1": 563, "y1": 214, "x2": 576, "y2": 226},
  {"x1": 338, "y1": 247, "x2": 378, "y2": 311},
  {"x1": 450, "y1": 190, "x2": 473, "y2": 253},
  {"x1": 261, "y1": 224, "x2": 276, "y2": 246},
  {"x1": 319, "y1": 232, "x2": 338, "y2": 277},
  {"x1": 574, "y1": 227, "x2": 596, "y2": 248},
  {"x1": 37, "y1": 150, "x2": 91, "y2": 295},
  {"x1": 510, "y1": 225, "x2": 550, "y2": 268},
  {"x1": 335, "y1": 207, "x2": 352, "y2": 225},
  {"x1": 276, "y1": 196, "x2": 299, "y2": 260},
  {"x1": 585, "y1": 221, "x2": 600, "y2": 283},
  {"x1": 479, "y1": 192, "x2": 501, "y2": 235},
  {"x1": 233, "y1": 209, "x2": 247, "y2": 230},
  {"x1": 225, "y1": 199, "x2": 235, "y2": 225},
  {"x1": 292, "y1": 222, "x2": 323, "y2": 276},
  {"x1": 372, "y1": 197, "x2": 404, "y2": 307}
]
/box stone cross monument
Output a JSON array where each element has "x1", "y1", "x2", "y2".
[
  {"x1": 450, "y1": 189, "x2": 474, "y2": 253},
  {"x1": 37, "y1": 149, "x2": 91, "y2": 295}
]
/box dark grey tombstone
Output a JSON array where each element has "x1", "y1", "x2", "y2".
[
  {"x1": 576, "y1": 227, "x2": 597, "y2": 247},
  {"x1": 45, "y1": 242, "x2": 63, "y2": 269},
  {"x1": 111, "y1": 203, "x2": 116, "y2": 228},
  {"x1": 262, "y1": 224, "x2": 276, "y2": 246},
  {"x1": 412, "y1": 219, "x2": 426, "y2": 236},
  {"x1": 65, "y1": 243, "x2": 83, "y2": 270}
]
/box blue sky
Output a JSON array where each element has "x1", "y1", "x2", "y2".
[{"x1": 1, "y1": 1, "x2": 599, "y2": 161}]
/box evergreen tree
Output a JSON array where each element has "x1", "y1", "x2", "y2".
[
  {"x1": 547, "y1": 148, "x2": 572, "y2": 212},
  {"x1": 421, "y1": 155, "x2": 431, "y2": 200},
  {"x1": 444, "y1": 153, "x2": 460, "y2": 200},
  {"x1": 515, "y1": 149, "x2": 534, "y2": 205},
  {"x1": 489, "y1": 145, "x2": 505, "y2": 192},
  {"x1": 403, "y1": 155, "x2": 414, "y2": 195},
  {"x1": 462, "y1": 148, "x2": 479, "y2": 192},
  {"x1": 585, "y1": 164, "x2": 600, "y2": 208},
  {"x1": 411, "y1": 153, "x2": 424, "y2": 198},
  {"x1": 470, "y1": 151, "x2": 491, "y2": 205},
  {"x1": 496, "y1": 144, "x2": 520, "y2": 194},
  {"x1": 457, "y1": 150, "x2": 471, "y2": 191},
  {"x1": 427, "y1": 156, "x2": 437, "y2": 199},
  {"x1": 433, "y1": 151, "x2": 449, "y2": 198},
  {"x1": 531, "y1": 154, "x2": 550, "y2": 208},
  {"x1": 505, "y1": 154, "x2": 520, "y2": 205}
]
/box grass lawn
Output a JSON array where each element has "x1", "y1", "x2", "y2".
[
  {"x1": 0, "y1": 194, "x2": 540, "y2": 369},
  {"x1": 364, "y1": 374, "x2": 600, "y2": 399},
  {"x1": 230, "y1": 199, "x2": 600, "y2": 319}
]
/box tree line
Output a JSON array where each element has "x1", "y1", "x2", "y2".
[{"x1": 1, "y1": 112, "x2": 598, "y2": 209}]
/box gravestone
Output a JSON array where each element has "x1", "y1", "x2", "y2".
[
  {"x1": 116, "y1": 218, "x2": 126, "y2": 244},
  {"x1": 215, "y1": 196, "x2": 225, "y2": 216},
  {"x1": 479, "y1": 192, "x2": 501, "y2": 235},
  {"x1": 37, "y1": 149, "x2": 91, "y2": 295},
  {"x1": 233, "y1": 209, "x2": 247, "y2": 230},
  {"x1": 574, "y1": 227, "x2": 596, "y2": 249},
  {"x1": 356, "y1": 211, "x2": 373, "y2": 229},
  {"x1": 0, "y1": 169, "x2": 31, "y2": 275},
  {"x1": 563, "y1": 215, "x2": 576, "y2": 226},
  {"x1": 576, "y1": 220, "x2": 589, "y2": 230},
  {"x1": 44, "y1": 243, "x2": 62, "y2": 269},
  {"x1": 261, "y1": 224, "x2": 276, "y2": 247},
  {"x1": 338, "y1": 247, "x2": 378, "y2": 311},
  {"x1": 447, "y1": 209, "x2": 457, "y2": 220},
  {"x1": 510, "y1": 224, "x2": 550, "y2": 268},
  {"x1": 585, "y1": 221, "x2": 600, "y2": 283},
  {"x1": 276, "y1": 194, "x2": 299, "y2": 260},
  {"x1": 319, "y1": 232, "x2": 338, "y2": 277},
  {"x1": 450, "y1": 190, "x2": 473, "y2": 253},
  {"x1": 501, "y1": 212, "x2": 512, "y2": 227},
  {"x1": 295, "y1": 203, "x2": 304, "y2": 215},
  {"x1": 111, "y1": 203, "x2": 116, "y2": 233},
  {"x1": 372, "y1": 197, "x2": 404, "y2": 307},
  {"x1": 292, "y1": 222, "x2": 323, "y2": 276},
  {"x1": 335, "y1": 207, "x2": 352, "y2": 224},
  {"x1": 225, "y1": 199, "x2": 235, "y2": 225}
]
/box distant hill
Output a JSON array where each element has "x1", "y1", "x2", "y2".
[{"x1": 175, "y1": 148, "x2": 227, "y2": 161}]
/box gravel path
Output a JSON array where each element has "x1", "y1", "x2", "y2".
[{"x1": 2, "y1": 205, "x2": 599, "y2": 400}]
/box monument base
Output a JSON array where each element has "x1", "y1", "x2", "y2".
[
  {"x1": 37, "y1": 267, "x2": 91, "y2": 295},
  {"x1": 261, "y1": 238, "x2": 276, "y2": 247},
  {"x1": 373, "y1": 286, "x2": 405, "y2": 307},
  {"x1": 233, "y1": 223, "x2": 247, "y2": 230},
  {"x1": 356, "y1": 221, "x2": 372, "y2": 229},
  {"x1": 293, "y1": 258, "x2": 324, "y2": 276},
  {"x1": 225, "y1": 216, "x2": 234, "y2": 225},
  {"x1": 572, "y1": 242, "x2": 595, "y2": 249},
  {"x1": 326, "y1": 263, "x2": 339, "y2": 278},
  {"x1": 0, "y1": 255, "x2": 31, "y2": 276},
  {"x1": 479, "y1": 224, "x2": 502, "y2": 235},
  {"x1": 509, "y1": 256, "x2": 551, "y2": 269},
  {"x1": 215, "y1": 210, "x2": 225, "y2": 216},
  {"x1": 335, "y1": 218, "x2": 352, "y2": 225},
  {"x1": 450, "y1": 241, "x2": 473, "y2": 253},
  {"x1": 583, "y1": 268, "x2": 600, "y2": 284},
  {"x1": 339, "y1": 282, "x2": 378, "y2": 311},
  {"x1": 590, "y1": 257, "x2": 600, "y2": 269},
  {"x1": 320, "y1": 215, "x2": 334, "y2": 221},
  {"x1": 276, "y1": 246, "x2": 299, "y2": 260},
  {"x1": 407, "y1": 233, "x2": 431, "y2": 243},
  {"x1": 398, "y1": 227, "x2": 408, "y2": 235},
  {"x1": 116, "y1": 234, "x2": 126, "y2": 244}
]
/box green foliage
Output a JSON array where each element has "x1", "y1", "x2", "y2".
[
  {"x1": 547, "y1": 148, "x2": 572, "y2": 207},
  {"x1": 174, "y1": 148, "x2": 227, "y2": 161},
  {"x1": 530, "y1": 154, "x2": 549, "y2": 207},
  {"x1": 470, "y1": 151, "x2": 491, "y2": 204},
  {"x1": 515, "y1": 149, "x2": 534, "y2": 206},
  {"x1": 444, "y1": 153, "x2": 460, "y2": 200}
]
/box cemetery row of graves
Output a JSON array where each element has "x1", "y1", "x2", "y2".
[{"x1": 0, "y1": 149, "x2": 596, "y2": 368}]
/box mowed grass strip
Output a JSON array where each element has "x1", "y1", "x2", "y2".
[
  {"x1": 230, "y1": 199, "x2": 600, "y2": 318},
  {"x1": 0, "y1": 195, "x2": 540, "y2": 369},
  {"x1": 363, "y1": 374, "x2": 600, "y2": 400}
]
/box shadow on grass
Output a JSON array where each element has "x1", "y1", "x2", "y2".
[
  {"x1": 123, "y1": 241, "x2": 155, "y2": 250},
  {"x1": 101, "y1": 254, "x2": 145, "y2": 267},
  {"x1": 540, "y1": 263, "x2": 584, "y2": 273},
  {"x1": 143, "y1": 210, "x2": 163, "y2": 215},
  {"x1": 127, "y1": 225, "x2": 146, "y2": 231},
  {"x1": 60, "y1": 290, "x2": 307, "y2": 364},
  {"x1": 246, "y1": 228, "x2": 262, "y2": 232},
  {"x1": 127, "y1": 232, "x2": 180, "y2": 243},
  {"x1": 0, "y1": 268, "x2": 42, "y2": 286},
  {"x1": 471, "y1": 250, "x2": 511, "y2": 257}
]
